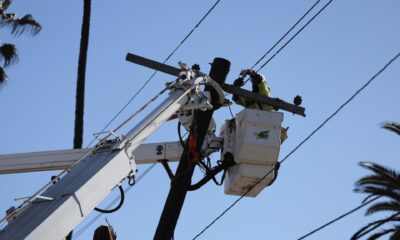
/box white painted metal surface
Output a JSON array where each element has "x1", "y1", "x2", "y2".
[
  {"x1": 224, "y1": 163, "x2": 275, "y2": 197},
  {"x1": 122, "y1": 89, "x2": 190, "y2": 154},
  {"x1": 0, "y1": 88, "x2": 189, "y2": 240},
  {"x1": 222, "y1": 109, "x2": 283, "y2": 197},
  {"x1": 0, "y1": 142, "x2": 183, "y2": 174},
  {"x1": 0, "y1": 148, "x2": 90, "y2": 174},
  {"x1": 234, "y1": 108, "x2": 283, "y2": 165}
]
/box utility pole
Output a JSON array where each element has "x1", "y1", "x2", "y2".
[{"x1": 154, "y1": 58, "x2": 231, "y2": 240}]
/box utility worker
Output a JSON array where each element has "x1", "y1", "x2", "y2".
[
  {"x1": 232, "y1": 69, "x2": 275, "y2": 111},
  {"x1": 232, "y1": 69, "x2": 288, "y2": 143},
  {"x1": 232, "y1": 69, "x2": 286, "y2": 185}
]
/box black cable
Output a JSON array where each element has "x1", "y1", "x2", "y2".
[
  {"x1": 240, "y1": 0, "x2": 335, "y2": 88},
  {"x1": 297, "y1": 196, "x2": 381, "y2": 240},
  {"x1": 128, "y1": 174, "x2": 136, "y2": 186},
  {"x1": 228, "y1": 105, "x2": 234, "y2": 118},
  {"x1": 164, "y1": 0, "x2": 221, "y2": 63},
  {"x1": 250, "y1": 0, "x2": 323, "y2": 70},
  {"x1": 94, "y1": 185, "x2": 124, "y2": 214},
  {"x1": 88, "y1": 1, "x2": 222, "y2": 147},
  {"x1": 73, "y1": 163, "x2": 157, "y2": 239},
  {"x1": 192, "y1": 52, "x2": 400, "y2": 239},
  {"x1": 226, "y1": 0, "x2": 334, "y2": 107},
  {"x1": 177, "y1": 121, "x2": 185, "y2": 147},
  {"x1": 256, "y1": 0, "x2": 334, "y2": 72}
]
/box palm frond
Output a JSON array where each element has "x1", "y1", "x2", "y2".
[
  {"x1": 11, "y1": 14, "x2": 42, "y2": 36},
  {"x1": 359, "y1": 162, "x2": 400, "y2": 185},
  {"x1": 356, "y1": 174, "x2": 400, "y2": 190},
  {"x1": 368, "y1": 228, "x2": 396, "y2": 240},
  {"x1": 0, "y1": 66, "x2": 7, "y2": 84},
  {"x1": 357, "y1": 186, "x2": 400, "y2": 203},
  {"x1": 366, "y1": 201, "x2": 400, "y2": 215},
  {"x1": 382, "y1": 122, "x2": 400, "y2": 136},
  {"x1": 352, "y1": 218, "x2": 391, "y2": 240},
  {"x1": 351, "y1": 212, "x2": 400, "y2": 239},
  {"x1": 0, "y1": 43, "x2": 18, "y2": 67},
  {"x1": 0, "y1": 14, "x2": 42, "y2": 36}
]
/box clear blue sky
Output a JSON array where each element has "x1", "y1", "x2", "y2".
[{"x1": 1, "y1": 1, "x2": 399, "y2": 239}]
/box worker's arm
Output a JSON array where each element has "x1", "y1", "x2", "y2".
[{"x1": 232, "y1": 76, "x2": 248, "y2": 107}]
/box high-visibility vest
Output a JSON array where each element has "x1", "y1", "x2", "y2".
[{"x1": 233, "y1": 75, "x2": 274, "y2": 111}]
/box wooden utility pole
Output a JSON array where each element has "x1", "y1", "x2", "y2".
[{"x1": 153, "y1": 58, "x2": 231, "y2": 240}]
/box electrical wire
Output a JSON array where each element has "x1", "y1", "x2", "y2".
[
  {"x1": 239, "y1": 0, "x2": 335, "y2": 88},
  {"x1": 192, "y1": 52, "x2": 400, "y2": 239},
  {"x1": 88, "y1": 0, "x2": 222, "y2": 147},
  {"x1": 94, "y1": 186, "x2": 125, "y2": 214},
  {"x1": 69, "y1": 0, "x2": 223, "y2": 231},
  {"x1": 255, "y1": 0, "x2": 334, "y2": 73},
  {"x1": 2, "y1": 0, "x2": 222, "y2": 235},
  {"x1": 296, "y1": 196, "x2": 381, "y2": 240},
  {"x1": 226, "y1": 0, "x2": 334, "y2": 101},
  {"x1": 250, "y1": 0, "x2": 323, "y2": 70},
  {"x1": 73, "y1": 163, "x2": 157, "y2": 239}
]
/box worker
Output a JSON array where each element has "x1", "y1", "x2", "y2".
[
  {"x1": 232, "y1": 69, "x2": 288, "y2": 143},
  {"x1": 232, "y1": 69, "x2": 275, "y2": 111}
]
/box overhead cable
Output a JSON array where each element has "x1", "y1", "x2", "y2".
[
  {"x1": 90, "y1": 0, "x2": 222, "y2": 147},
  {"x1": 193, "y1": 51, "x2": 400, "y2": 239},
  {"x1": 73, "y1": 163, "x2": 157, "y2": 239},
  {"x1": 224, "y1": 0, "x2": 333, "y2": 96},
  {"x1": 250, "y1": 0, "x2": 323, "y2": 70},
  {"x1": 255, "y1": 0, "x2": 334, "y2": 72},
  {"x1": 74, "y1": 2, "x2": 222, "y2": 237},
  {"x1": 297, "y1": 196, "x2": 381, "y2": 240}
]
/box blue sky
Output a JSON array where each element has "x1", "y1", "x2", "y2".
[{"x1": 1, "y1": 0, "x2": 400, "y2": 239}]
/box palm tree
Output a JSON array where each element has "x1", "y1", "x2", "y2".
[
  {"x1": 73, "y1": 0, "x2": 91, "y2": 149},
  {"x1": 351, "y1": 122, "x2": 400, "y2": 240},
  {"x1": 0, "y1": 0, "x2": 41, "y2": 84},
  {"x1": 68, "y1": 1, "x2": 91, "y2": 239}
]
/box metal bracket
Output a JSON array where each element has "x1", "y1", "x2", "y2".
[{"x1": 15, "y1": 195, "x2": 54, "y2": 202}]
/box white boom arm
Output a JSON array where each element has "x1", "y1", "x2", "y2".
[
  {"x1": 0, "y1": 88, "x2": 190, "y2": 240},
  {"x1": 0, "y1": 141, "x2": 183, "y2": 174}
]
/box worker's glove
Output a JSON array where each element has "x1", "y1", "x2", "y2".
[
  {"x1": 233, "y1": 77, "x2": 244, "y2": 87},
  {"x1": 247, "y1": 69, "x2": 256, "y2": 77},
  {"x1": 240, "y1": 69, "x2": 249, "y2": 76}
]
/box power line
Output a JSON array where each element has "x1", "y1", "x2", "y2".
[
  {"x1": 255, "y1": 0, "x2": 334, "y2": 72},
  {"x1": 193, "y1": 52, "x2": 400, "y2": 239},
  {"x1": 73, "y1": 2, "x2": 222, "y2": 237},
  {"x1": 225, "y1": 0, "x2": 334, "y2": 96},
  {"x1": 73, "y1": 163, "x2": 157, "y2": 239},
  {"x1": 296, "y1": 196, "x2": 381, "y2": 240},
  {"x1": 250, "y1": 0, "x2": 323, "y2": 70},
  {"x1": 88, "y1": 0, "x2": 222, "y2": 147}
]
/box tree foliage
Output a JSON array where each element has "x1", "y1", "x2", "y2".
[
  {"x1": 0, "y1": 0, "x2": 41, "y2": 84},
  {"x1": 352, "y1": 122, "x2": 400, "y2": 240}
]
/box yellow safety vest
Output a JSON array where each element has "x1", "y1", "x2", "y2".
[{"x1": 233, "y1": 78, "x2": 274, "y2": 111}]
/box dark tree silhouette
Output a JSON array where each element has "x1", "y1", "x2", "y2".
[
  {"x1": 68, "y1": 0, "x2": 91, "y2": 239},
  {"x1": 0, "y1": 0, "x2": 41, "y2": 84},
  {"x1": 351, "y1": 122, "x2": 400, "y2": 240},
  {"x1": 73, "y1": 0, "x2": 91, "y2": 149}
]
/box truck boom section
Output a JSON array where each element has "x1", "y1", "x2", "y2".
[{"x1": 0, "y1": 71, "x2": 212, "y2": 240}]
